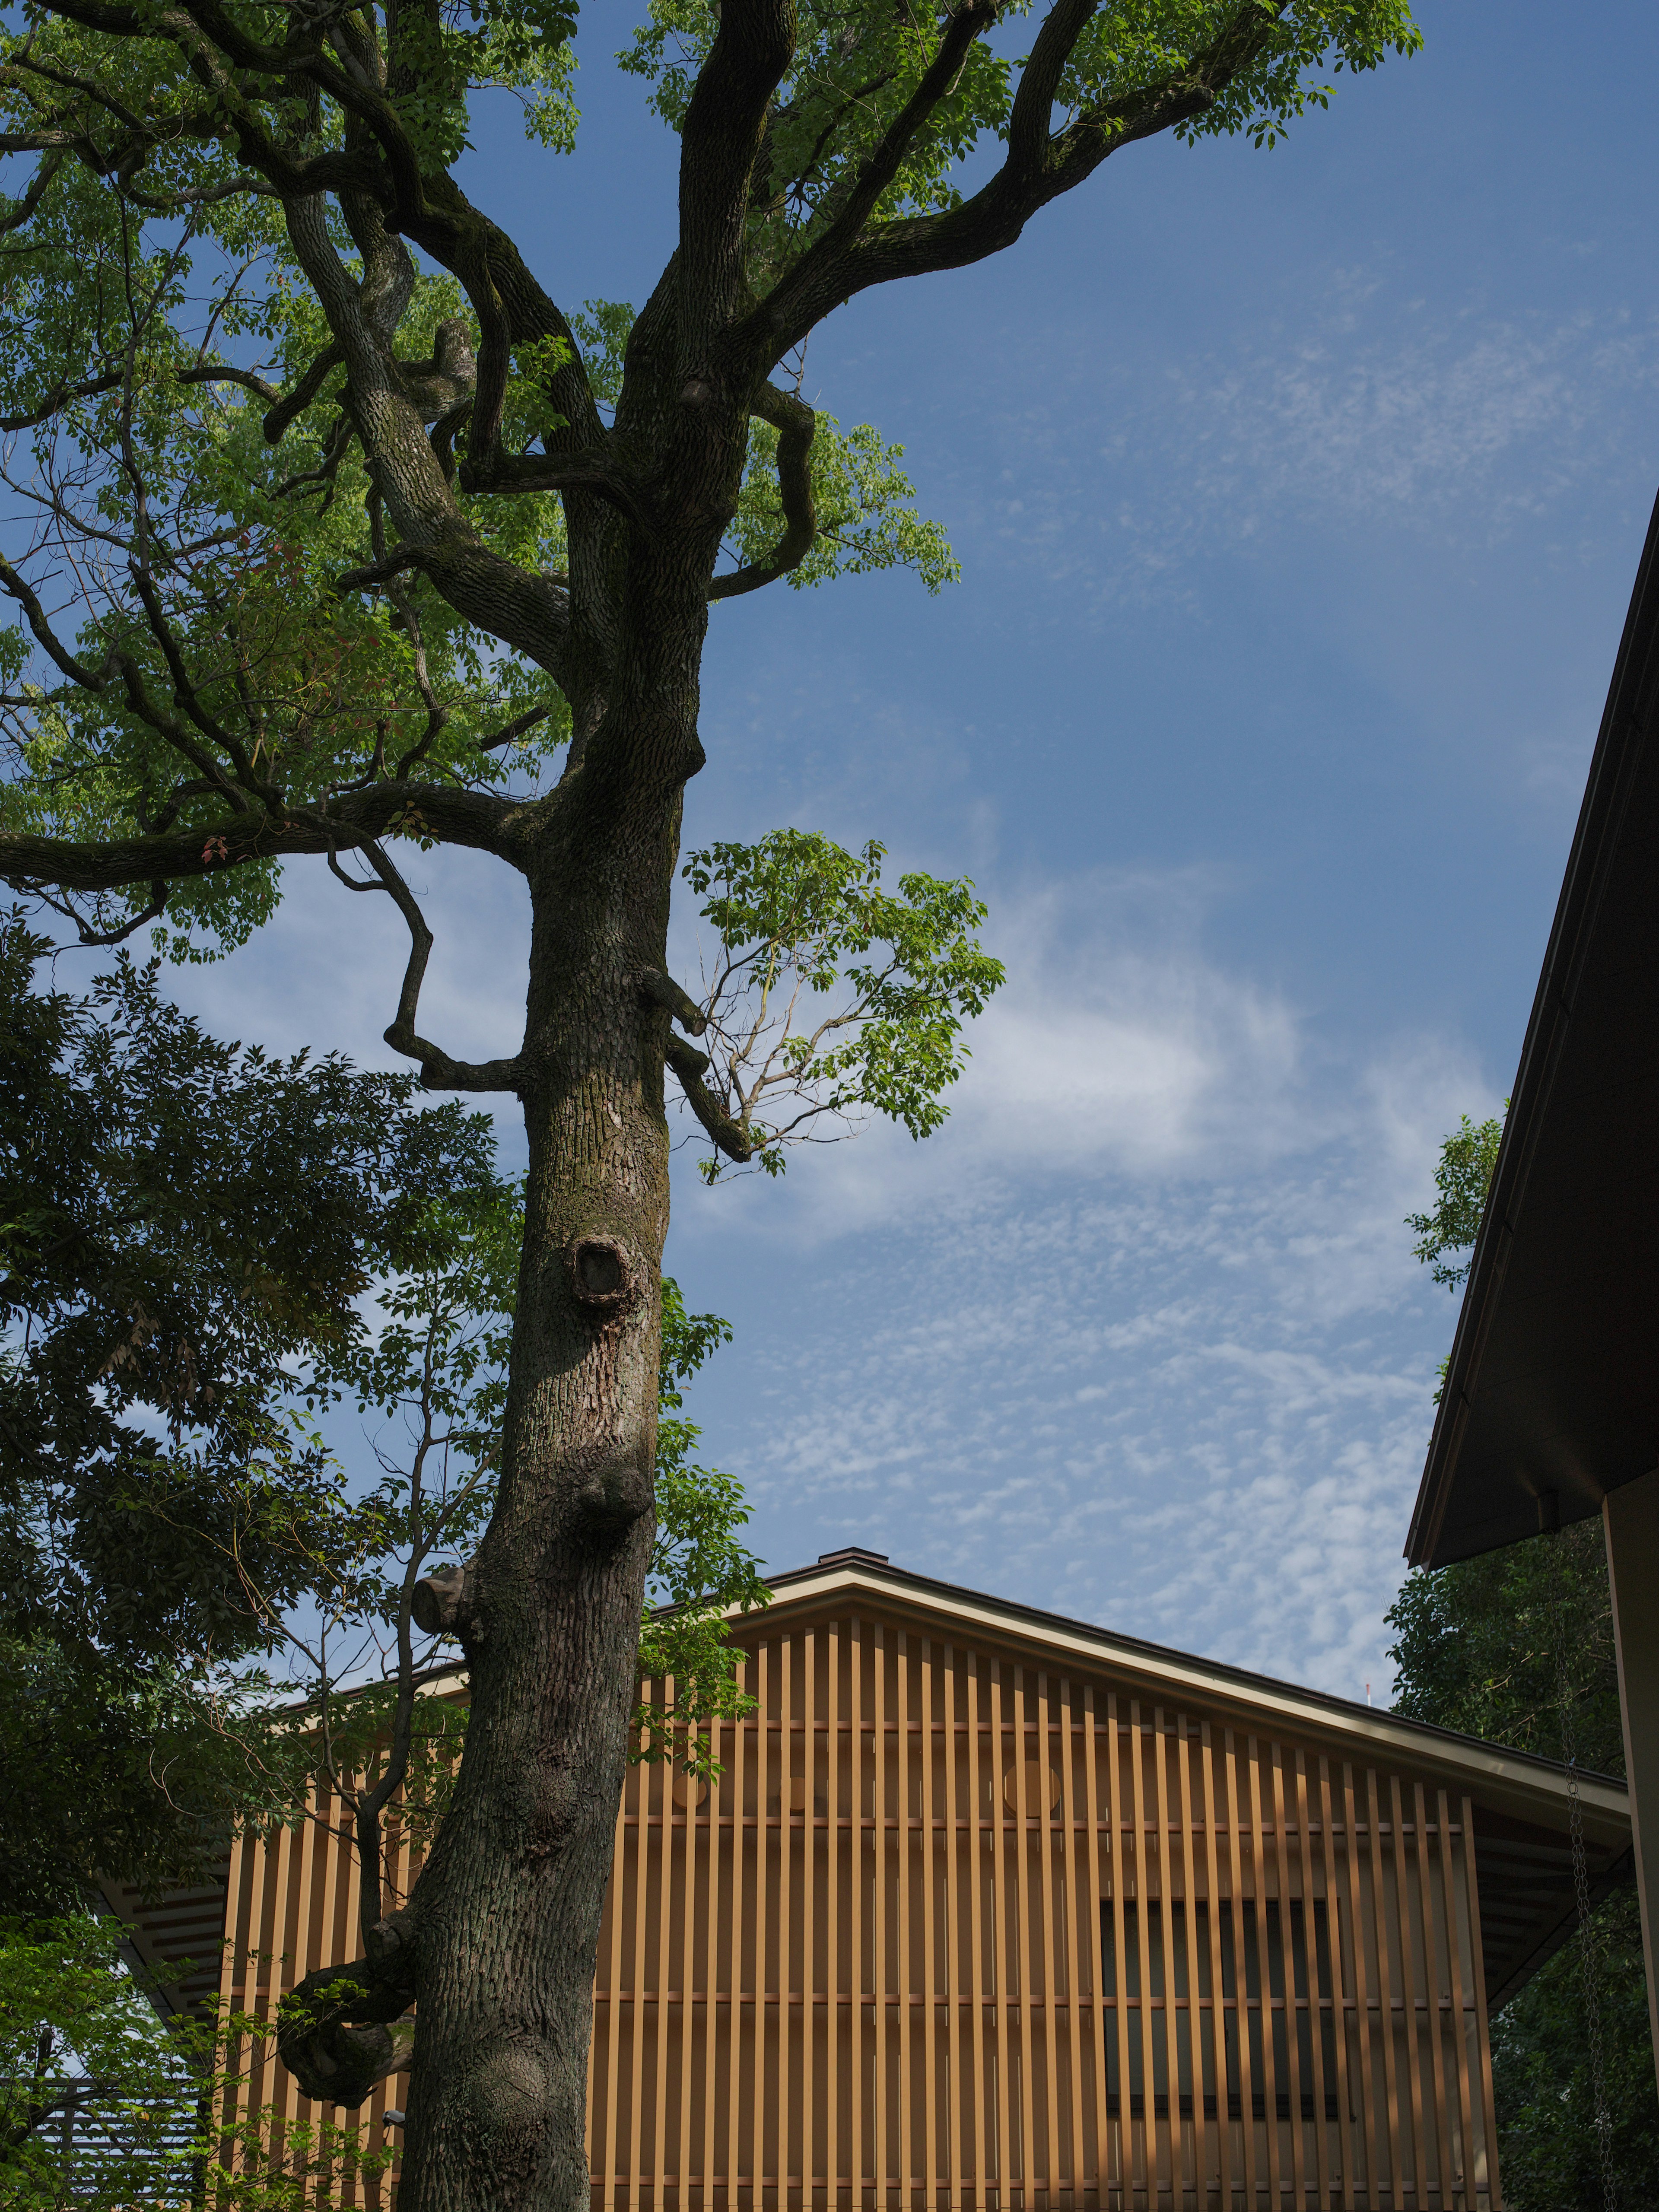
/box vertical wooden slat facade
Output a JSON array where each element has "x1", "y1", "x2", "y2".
[
  {"x1": 207, "y1": 1568, "x2": 1636, "y2": 2212},
  {"x1": 582, "y1": 1604, "x2": 1501, "y2": 2212}
]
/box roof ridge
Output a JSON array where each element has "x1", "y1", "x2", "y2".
[{"x1": 758, "y1": 1552, "x2": 1629, "y2": 1796}]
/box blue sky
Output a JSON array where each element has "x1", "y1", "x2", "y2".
[{"x1": 171, "y1": 0, "x2": 1659, "y2": 1703}]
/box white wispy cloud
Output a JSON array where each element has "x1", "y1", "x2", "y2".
[
  {"x1": 153, "y1": 834, "x2": 1493, "y2": 1708},
  {"x1": 1172, "y1": 308, "x2": 1656, "y2": 526},
  {"x1": 956, "y1": 275, "x2": 1659, "y2": 606},
  {"x1": 673, "y1": 861, "x2": 1496, "y2": 1702}
]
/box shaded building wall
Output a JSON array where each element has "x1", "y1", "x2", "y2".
[{"x1": 218, "y1": 1605, "x2": 1504, "y2": 2210}]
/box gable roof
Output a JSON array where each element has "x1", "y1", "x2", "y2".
[
  {"x1": 767, "y1": 1548, "x2": 1626, "y2": 1823},
  {"x1": 757, "y1": 1548, "x2": 1630, "y2": 2009},
  {"x1": 183, "y1": 1545, "x2": 1629, "y2": 2017}
]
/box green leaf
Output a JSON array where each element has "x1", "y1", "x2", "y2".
[{"x1": 677, "y1": 830, "x2": 1004, "y2": 1180}]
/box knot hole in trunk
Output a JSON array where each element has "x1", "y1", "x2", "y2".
[{"x1": 567, "y1": 1233, "x2": 639, "y2": 1317}]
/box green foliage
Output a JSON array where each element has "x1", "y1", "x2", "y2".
[
  {"x1": 1406, "y1": 1108, "x2": 1506, "y2": 1290},
  {"x1": 0, "y1": 903, "x2": 760, "y2": 1885},
  {"x1": 1387, "y1": 1521, "x2": 1622, "y2": 1777},
  {"x1": 620, "y1": 0, "x2": 1012, "y2": 260},
  {"x1": 567, "y1": 299, "x2": 638, "y2": 414},
  {"x1": 0, "y1": 914, "x2": 496, "y2": 1911},
  {"x1": 0, "y1": 1639, "x2": 307, "y2": 1923},
  {"x1": 506, "y1": 333, "x2": 577, "y2": 445},
  {"x1": 0, "y1": 107, "x2": 572, "y2": 955},
  {"x1": 1110, "y1": 0, "x2": 1421, "y2": 153},
  {"x1": 1491, "y1": 1886, "x2": 1659, "y2": 2212},
  {"x1": 621, "y1": 0, "x2": 1420, "y2": 289},
  {"x1": 1, "y1": 1913, "x2": 210, "y2": 2211},
  {"x1": 0, "y1": 1915, "x2": 395, "y2": 2211},
  {"x1": 732, "y1": 416, "x2": 959, "y2": 594},
  {"x1": 681, "y1": 831, "x2": 1004, "y2": 1179},
  {"x1": 0, "y1": 0, "x2": 1418, "y2": 958},
  {"x1": 1388, "y1": 1530, "x2": 1659, "y2": 2209},
  {"x1": 388, "y1": 0, "x2": 579, "y2": 165},
  {"x1": 569, "y1": 297, "x2": 956, "y2": 592}
]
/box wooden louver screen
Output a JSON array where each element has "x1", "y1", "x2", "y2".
[
  {"x1": 214, "y1": 1610, "x2": 1504, "y2": 2210},
  {"x1": 592, "y1": 1611, "x2": 1502, "y2": 2212}
]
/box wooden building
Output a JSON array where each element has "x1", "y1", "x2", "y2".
[{"x1": 108, "y1": 1548, "x2": 1632, "y2": 2210}]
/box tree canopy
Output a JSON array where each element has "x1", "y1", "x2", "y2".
[
  {"x1": 0, "y1": 912, "x2": 496, "y2": 1913},
  {"x1": 0, "y1": 916, "x2": 763, "y2": 1938}
]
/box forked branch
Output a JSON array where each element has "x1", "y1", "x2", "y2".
[
  {"x1": 707, "y1": 384, "x2": 816, "y2": 602},
  {"x1": 34, "y1": 878, "x2": 168, "y2": 947},
  {"x1": 740, "y1": 0, "x2": 1286, "y2": 361},
  {"x1": 330, "y1": 839, "x2": 526, "y2": 1093},
  {"x1": 262, "y1": 339, "x2": 346, "y2": 442}
]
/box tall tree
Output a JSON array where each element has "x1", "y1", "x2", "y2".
[{"x1": 0, "y1": 4, "x2": 1420, "y2": 2204}]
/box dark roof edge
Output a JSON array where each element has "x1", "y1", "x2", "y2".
[
  {"x1": 1483, "y1": 1846, "x2": 1636, "y2": 2012},
  {"x1": 1407, "y1": 483, "x2": 1659, "y2": 1568},
  {"x1": 759, "y1": 1554, "x2": 1627, "y2": 1796},
  {"x1": 286, "y1": 1557, "x2": 1626, "y2": 1801}
]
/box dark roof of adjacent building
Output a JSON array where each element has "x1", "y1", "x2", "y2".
[{"x1": 1408, "y1": 485, "x2": 1659, "y2": 1569}]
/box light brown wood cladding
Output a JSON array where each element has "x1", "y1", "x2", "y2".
[{"x1": 217, "y1": 1605, "x2": 1503, "y2": 2209}]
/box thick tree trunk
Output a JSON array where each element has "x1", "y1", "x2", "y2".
[
  {"x1": 393, "y1": 553, "x2": 715, "y2": 2212},
  {"x1": 267, "y1": 266, "x2": 752, "y2": 2199}
]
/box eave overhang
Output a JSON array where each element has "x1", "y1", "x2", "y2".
[
  {"x1": 758, "y1": 1554, "x2": 1630, "y2": 1847},
  {"x1": 760, "y1": 1554, "x2": 1632, "y2": 2009},
  {"x1": 1408, "y1": 484, "x2": 1659, "y2": 1571}
]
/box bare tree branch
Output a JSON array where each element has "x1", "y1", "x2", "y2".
[
  {"x1": 0, "y1": 371, "x2": 121, "y2": 434},
  {"x1": 0, "y1": 147, "x2": 66, "y2": 237},
  {"x1": 34, "y1": 877, "x2": 168, "y2": 946},
  {"x1": 280, "y1": 193, "x2": 577, "y2": 676},
  {"x1": 477, "y1": 703, "x2": 554, "y2": 753},
  {"x1": 666, "y1": 1035, "x2": 753, "y2": 1162},
  {"x1": 0, "y1": 550, "x2": 113, "y2": 692},
  {"x1": 261, "y1": 338, "x2": 346, "y2": 442},
  {"x1": 707, "y1": 384, "x2": 816, "y2": 601},
  {"x1": 331, "y1": 838, "x2": 527, "y2": 1093}
]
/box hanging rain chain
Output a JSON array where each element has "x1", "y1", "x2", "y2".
[{"x1": 1554, "y1": 1586, "x2": 1619, "y2": 2211}]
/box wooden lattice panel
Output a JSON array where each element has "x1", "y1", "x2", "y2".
[
  {"x1": 213, "y1": 1603, "x2": 1505, "y2": 2210},
  {"x1": 218, "y1": 1770, "x2": 420, "y2": 2202},
  {"x1": 591, "y1": 1607, "x2": 1501, "y2": 2212}
]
